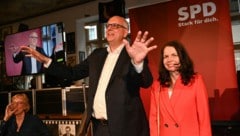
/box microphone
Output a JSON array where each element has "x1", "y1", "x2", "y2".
[
  {"x1": 174, "y1": 63, "x2": 180, "y2": 69},
  {"x1": 174, "y1": 63, "x2": 180, "y2": 66}
]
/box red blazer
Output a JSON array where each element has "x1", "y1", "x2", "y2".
[{"x1": 149, "y1": 74, "x2": 212, "y2": 136}]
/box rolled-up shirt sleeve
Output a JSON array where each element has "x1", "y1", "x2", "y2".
[{"x1": 131, "y1": 60, "x2": 144, "y2": 73}]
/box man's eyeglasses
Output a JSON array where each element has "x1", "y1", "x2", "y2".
[
  {"x1": 106, "y1": 23, "x2": 127, "y2": 29},
  {"x1": 29, "y1": 36, "x2": 38, "y2": 39}
]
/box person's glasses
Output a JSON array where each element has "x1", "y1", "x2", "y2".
[
  {"x1": 106, "y1": 23, "x2": 127, "y2": 29},
  {"x1": 29, "y1": 36, "x2": 38, "y2": 39}
]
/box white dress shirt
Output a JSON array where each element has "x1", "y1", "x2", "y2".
[
  {"x1": 30, "y1": 46, "x2": 37, "y2": 73},
  {"x1": 92, "y1": 44, "x2": 144, "y2": 119},
  {"x1": 44, "y1": 44, "x2": 144, "y2": 120}
]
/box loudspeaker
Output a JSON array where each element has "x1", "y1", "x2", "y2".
[
  {"x1": 98, "y1": 0, "x2": 125, "y2": 23},
  {"x1": 18, "y1": 23, "x2": 29, "y2": 32}
]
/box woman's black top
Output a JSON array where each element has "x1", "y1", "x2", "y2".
[{"x1": 0, "y1": 113, "x2": 50, "y2": 136}]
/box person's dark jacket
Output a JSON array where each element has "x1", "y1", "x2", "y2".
[
  {"x1": 0, "y1": 113, "x2": 50, "y2": 136},
  {"x1": 45, "y1": 47, "x2": 153, "y2": 136}
]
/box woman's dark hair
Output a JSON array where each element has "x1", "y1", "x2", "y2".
[{"x1": 158, "y1": 40, "x2": 195, "y2": 87}]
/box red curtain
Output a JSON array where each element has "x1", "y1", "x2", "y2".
[{"x1": 129, "y1": 0, "x2": 240, "y2": 120}]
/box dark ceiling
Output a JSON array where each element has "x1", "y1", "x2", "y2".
[
  {"x1": 0, "y1": 0, "x2": 95, "y2": 26},
  {"x1": 0, "y1": 0, "x2": 238, "y2": 27}
]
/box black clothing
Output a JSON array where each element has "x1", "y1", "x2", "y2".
[
  {"x1": 45, "y1": 47, "x2": 152, "y2": 136},
  {"x1": 0, "y1": 113, "x2": 50, "y2": 136}
]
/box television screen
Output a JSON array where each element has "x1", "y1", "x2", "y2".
[
  {"x1": 35, "y1": 89, "x2": 62, "y2": 114},
  {"x1": 41, "y1": 23, "x2": 66, "y2": 63},
  {"x1": 4, "y1": 22, "x2": 66, "y2": 77},
  {"x1": 66, "y1": 88, "x2": 86, "y2": 114}
]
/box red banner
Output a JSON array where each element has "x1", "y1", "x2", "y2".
[{"x1": 129, "y1": 0, "x2": 239, "y2": 120}]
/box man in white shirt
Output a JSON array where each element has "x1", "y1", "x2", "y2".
[{"x1": 20, "y1": 16, "x2": 157, "y2": 136}]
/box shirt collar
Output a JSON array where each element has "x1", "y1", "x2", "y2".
[{"x1": 107, "y1": 44, "x2": 124, "y2": 54}]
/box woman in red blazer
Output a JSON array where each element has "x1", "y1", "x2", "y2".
[{"x1": 149, "y1": 40, "x2": 212, "y2": 136}]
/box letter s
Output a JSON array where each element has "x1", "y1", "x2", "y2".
[{"x1": 178, "y1": 7, "x2": 189, "y2": 21}]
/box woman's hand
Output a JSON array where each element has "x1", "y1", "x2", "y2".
[{"x1": 3, "y1": 103, "x2": 17, "y2": 121}]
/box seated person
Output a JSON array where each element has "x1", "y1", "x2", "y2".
[{"x1": 0, "y1": 93, "x2": 51, "y2": 136}]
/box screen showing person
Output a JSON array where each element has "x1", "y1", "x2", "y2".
[
  {"x1": 4, "y1": 22, "x2": 66, "y2": 77},
  {"x1": 4, "y1": 28, "x2": 44, "y2": 76}
]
